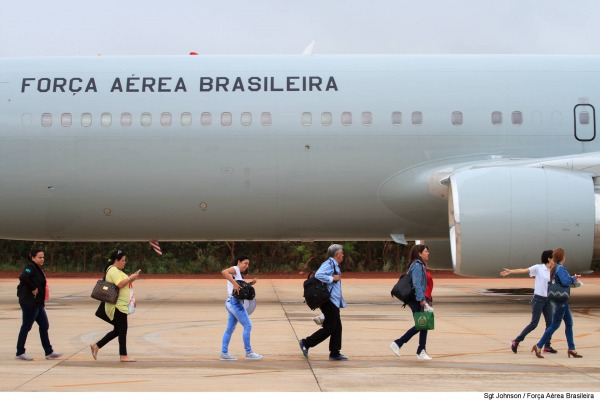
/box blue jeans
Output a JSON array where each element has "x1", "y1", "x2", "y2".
[
  {"x1": 536, "y1": 301, "x2": 575, "y2": 350},
  {"x1": 394, "y1": 299, "x2": 428, "y2": 354},
  {"x1": 221, "y1": 297, "x2": 252, "y2": 354},
  {"x1": 16, "y1": 304, "x2": 54, "y2": 356},
  {"x1": 515, "y1": 295, "x2": 553, "y2": 347}
]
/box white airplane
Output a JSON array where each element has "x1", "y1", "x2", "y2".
[{"x1": 1, "y1": 54, "x2": 599, "y2": 277}]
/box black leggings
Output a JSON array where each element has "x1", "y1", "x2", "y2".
[{"x1": 96, "y1": 308, "x2": 128, "y2": 355}]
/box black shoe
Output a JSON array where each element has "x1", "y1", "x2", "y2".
[
  {"x1": 299, "y1": 340, "x2": 309, "y2": 358},
  {"x1": 329, "y1": 354, "x2": 349, "y2": 361},
  {"x1": 543, "y1": 346, "x2": 557, "y2": 354},
  {"x1": 511, "y1": 340, "x2": 519, "y2": 354}
]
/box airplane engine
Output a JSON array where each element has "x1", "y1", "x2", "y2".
[{"x1": 448, "y1": 167, "x2": 597, "y2": 277}]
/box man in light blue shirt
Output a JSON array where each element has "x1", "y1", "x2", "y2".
[{"x1": 299, "y1": 244, "x2": 348, "y2": 361}]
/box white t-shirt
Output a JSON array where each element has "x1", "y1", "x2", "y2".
[
  {"x1": 226, "y1": 266, "x2": 243, "y2": 296},
  {"x1": 529, "y1": 263, "x2": 551, "y2": 297}
]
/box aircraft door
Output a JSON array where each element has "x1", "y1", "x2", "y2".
[{"x1": 574, "y1": 104, "x2": 596, "y2": 141}]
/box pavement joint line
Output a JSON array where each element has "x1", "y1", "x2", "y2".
[{"x1": 268, "y1": 278, "x2": 323, "y2": 392}]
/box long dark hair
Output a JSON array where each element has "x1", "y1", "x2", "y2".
[
  {"x1": 106, "y1": 249, "x2": 126, "y2": 269},
  {"x1": 407, "y1": 244, "x2": 428, "y2": 269}
]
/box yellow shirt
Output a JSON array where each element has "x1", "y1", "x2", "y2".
[{"x1": 104, "y1": 266, "x2": 129, "y2": 320}]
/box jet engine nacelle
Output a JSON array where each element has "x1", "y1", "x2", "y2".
[{"x1": 448, "y1": 167, "x2": 596, "y2": 277}]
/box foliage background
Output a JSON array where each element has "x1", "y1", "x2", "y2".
[{"x1": 0, "y1": 240, "x2": 412, "y2": 274}]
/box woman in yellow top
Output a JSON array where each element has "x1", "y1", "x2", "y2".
[{"x1": 90, "y1": 250, "x2": 140, "y2": 362}]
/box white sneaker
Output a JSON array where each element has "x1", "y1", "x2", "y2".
[
  {"x1": 45, "y1": 352, "x2": 63, "y2": 360},
  {"x1": 246, "y1": 352, "x2": 263, "y2": 360},
  {"x1": 417, "y1": 350, "x2": 432, "y2": 360},
  {"x1": 312, "y1": 314, "x2": 325, "y2": 326},
  {"x1": 15, "y1": 353, "x2": 33, "y2": 361},
  {"x1": 389, "y1": 342, "x2": 401, "y2": 357},
  {"x1": 220, "y1": 353, "x2": 237, "y2": 361}
]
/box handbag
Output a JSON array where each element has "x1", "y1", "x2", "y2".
[
  {"x1": 91, "y1": 266, "x2": 119, "y2": 304},
  {"x1": 95, "y1": 302, "x2": 113, "y2": 324},
  {"x1": 547, "y1": 270, "x2": 570, "y2": 303},
  {"x1": 391, "y1": 272, "x2": 415, "y2": 306},
  {"x1": 232, "y1": 280, "x2": 256, "y2": 300},
  {"x1": 414, "y1": 310, "x2": 435, "y2": 331}
]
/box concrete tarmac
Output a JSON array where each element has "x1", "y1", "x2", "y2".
[{"x1": 0, "y1": 275, "x2": 599, "y2": 393}]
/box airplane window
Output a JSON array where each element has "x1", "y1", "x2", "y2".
[
  {"x1": 181, "y1": 112, "x2": 192, "y2": 126},
  {"x1": 361, "y1": 112, "x2": 372, "y2": 126},
  {"x1": 121, "y1": 112, "x2": 132, "y2": 127},
  {"x1": 81, "y1": 113, "x2": 92, "y2": 127},
  {"x1": 580, "y1": 111, "x2": 590, "y2": 125},
  {"x1": 141, "y1": 112, "x2": 152, "y2": 127},
  {"x1": 412, "y1": 111, "x2": 423, "y2": 125},
  {"x1": 511, "y1": 111, "x2": 523, "y2": 125},
  {"x1": 221, "y1": 112, "x2": 232, "y2": 126},
  {"x1": 201, "y1": 112, "x2": 212, "y2": 126},
  {"x1": 101, "y1": 113, "x2": 112, "y2": 127},
  {"x1": 241, "y1": 112, "x2": 252, "y2": 126},
  {"x1": 161, "y1": 112, "x2": 172, "y2": 127},
  {"x1": 41, "y1": 113, "x2": 52, "y2": 127},
  {"x1": 451, "y1": 111, "x2": 463, "y2": 126},
  {"x1": 301, "y1": 112, "x2": 312, "y2": 126},
  {"x1": 261, "y1": 112, "x2": 272, "y2": 126},
  {"x1": 492, "y1": 111, "x2": 503, "y2": 125},
  {"x1": 61, "y1": 113, "x2": 72, "y2": 127},
  {"x1": 341, "y1": 112, "x2": 352, "y2": 126},
  {"x1": 392, "y1": 112, "x2": 402, "y2": 125},
  {"x1": 321, "y1": 112, "x2": 332, "y2": 126}
]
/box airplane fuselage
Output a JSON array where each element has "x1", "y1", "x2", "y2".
[{"x1": 2, "y1": 55, "x2": 600, "y2": 276}]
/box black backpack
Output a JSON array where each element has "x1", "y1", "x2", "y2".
[
  {"x1": 303, "y1": 260, "x2": 337, "y2": 310},
  {"x1": 391, "y1": 271, "x2": 415, "y2": 306}
]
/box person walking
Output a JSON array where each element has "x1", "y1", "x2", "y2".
[
  {"x1": 220, "y1": 255, "x2": 262, "y2": 360},
  {"x1": 90, "y1": 250, "x2": 140, "y2": 362},
  {"x1": 298, "y1": 244, "x2": 348, "y2": 361},
  {"x1": 15, "y1": 249, "x2": 63, "y2": 361},
  {"x1": 389, "y1": 244, "x2": 433, "y2": 361},
  {"x1": 532, "y1": 248, "x2": 583, "y2": 359},
  {"x1": 500, "y1": 250, "x2": 558, "y2": 354}
]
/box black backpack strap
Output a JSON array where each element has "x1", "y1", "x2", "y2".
[{"x1": 329, "y1": 259, "x2": 338, "y2": 276}]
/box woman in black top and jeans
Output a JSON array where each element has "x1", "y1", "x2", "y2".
[{"x1": 16, "y1": 249, "x2": 62, "y2": 361}]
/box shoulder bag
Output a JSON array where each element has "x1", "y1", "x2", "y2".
[
  {"x1": 391, "y1": 272, "x2": 415, "y2": 306},
  {"x1": 91, "y1": 266, "x2": 119, "y2": 304},
  {"x1": 547, "y1": 267, "x2": 570, "y2": 303}
]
